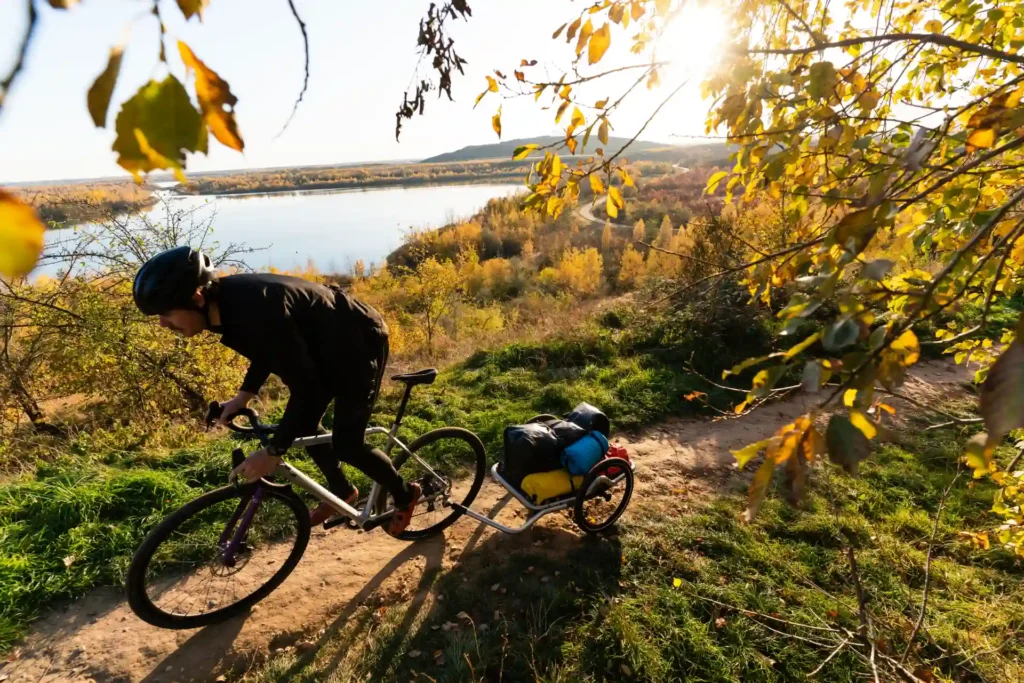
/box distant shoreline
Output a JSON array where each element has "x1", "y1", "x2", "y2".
[{"x1": 174, "y1": 171, "x2": 529, "y2": 197}]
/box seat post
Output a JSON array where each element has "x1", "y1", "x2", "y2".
[{"x1": 393, "y1": 384, "x2": 414, "y2": 430}]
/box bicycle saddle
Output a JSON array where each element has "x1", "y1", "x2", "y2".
[{"x1": 391, "y1": 368, "x2": 438, "y2": 386}]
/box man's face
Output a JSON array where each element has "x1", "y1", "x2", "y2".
[{"x1": 158, "y1": 308, "x2": 206, "y2": 337}]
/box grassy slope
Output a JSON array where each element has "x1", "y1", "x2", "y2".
[
  {"x1": 247, "y1": 429, "x2": 1023, "y2": 683},
  {"x1": 1, "y1": 301, "x2": 1021, "y2": 681}
]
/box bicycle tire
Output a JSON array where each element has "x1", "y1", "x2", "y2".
[
  {"x1": 391, "y1": 427, "x2": 486, "y2": 541},
  {"x1": 126, "y1": 484, "x2": 311, "y2": 629},
  {"x1": 573, "y1": 457, "x2": 634, "y2": 535}
]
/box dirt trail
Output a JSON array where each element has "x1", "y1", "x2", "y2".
[{"x1": 1, "y1": 361, "x2": 972, "y2": 683}]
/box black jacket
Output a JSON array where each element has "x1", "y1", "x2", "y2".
[{"x1": 209, "y1": 273, "x2": 386, "y2": 450}]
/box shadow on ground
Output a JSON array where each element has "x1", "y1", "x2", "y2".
[{"x1": 265, "y1": 493, "x2": 625, "y2": 682}]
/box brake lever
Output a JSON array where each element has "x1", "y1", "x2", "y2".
[{"x1": 205, "y1": 401, "x2": 223, "y2": 431}]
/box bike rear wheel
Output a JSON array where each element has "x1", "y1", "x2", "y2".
[
  {"x1": 388, "y1": 427, "x2": 486, "y2": 540},
  {"x1": 126, "y1": 484, "x2": 310, "y2": 629}
]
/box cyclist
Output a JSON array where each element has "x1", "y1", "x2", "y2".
[{"x1": 132, "y1": 246, "x2": 421, "y2": 536}]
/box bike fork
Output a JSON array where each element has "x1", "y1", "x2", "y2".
[{"x1": 220, "y1": 486, "x2": 265, "y2": 565}]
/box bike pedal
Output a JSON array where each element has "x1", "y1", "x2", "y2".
[{"x1": 322, "y1": 515, "x2": 351, "y2": 531}]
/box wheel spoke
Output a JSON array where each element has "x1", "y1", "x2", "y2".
[{"x1": 136, "y1": 489, "x2": 306, "y2": 622}]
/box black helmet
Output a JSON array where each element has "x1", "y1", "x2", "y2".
[{"x1": 133, "y1": 246, "x2": 214, "y2": 315}]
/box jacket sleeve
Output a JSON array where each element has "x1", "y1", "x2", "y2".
[
  {"x1": 267, "y1": 317, "x2": 332, "y2": 451},
  {"x1": 240, "y1": 361, "x2": 270, "y2": 395}
]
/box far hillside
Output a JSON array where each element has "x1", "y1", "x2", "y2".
[{"x1": 422, "y1": 137, "x2": 729, "y2": 165}]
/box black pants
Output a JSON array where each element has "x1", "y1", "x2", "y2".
[{"x1": 304, "y1": 328, "x2": 412, "y2": 506}]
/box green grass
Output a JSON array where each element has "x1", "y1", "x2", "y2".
[
  {"x1": 388, "y1": 301, "x2": 776, "y2": 457},
  {"x1": 0, "y1": 302, "x2": 775, "y2": 652},
  {"x1": 243, "y1": 429, "x2": 1024, "y2": 683}
]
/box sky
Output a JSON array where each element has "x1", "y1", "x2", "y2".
[{"x1": 0, "y1": 0, "x2": 729, "y2": 184}]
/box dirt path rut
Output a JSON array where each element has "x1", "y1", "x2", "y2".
[{"x1": 1, "y1": 362, "x2": 971, "y2": 683}]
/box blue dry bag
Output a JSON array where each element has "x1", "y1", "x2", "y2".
[{"x1": 561, "y1": 431, "x2": 609, "y2": 476}]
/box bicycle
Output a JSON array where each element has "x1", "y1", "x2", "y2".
[{"x1": 126, "y1": 367, "x2": 486, "y2": 629}]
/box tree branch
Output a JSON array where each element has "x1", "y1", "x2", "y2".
[
  {"x1": 743, "y1": 32, "x2": 1024, "y2": 66},
  {"x1": 900, "y1": 470, "x2": 961, "y2": 665},
  {"x1": 275, "y1": 0, "x2": 310, "y2": 137},
  {"x1": 638, "y1": 240, "x2": 726, "y2": 269},
  {"x1": 0, "y1": 0, "x2": 37, "y2": 118}
]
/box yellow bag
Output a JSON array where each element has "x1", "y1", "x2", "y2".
[{"x1": 521, "y1": 468, "x2": 584, "y2": 504}]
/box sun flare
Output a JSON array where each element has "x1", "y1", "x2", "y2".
[{"x1": 658, "y1": 2, "x2": 732, "y2": 78}]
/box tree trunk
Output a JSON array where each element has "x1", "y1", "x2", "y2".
[{"x1": 10, "y1": 375, "x2": 63, "y2": 436}]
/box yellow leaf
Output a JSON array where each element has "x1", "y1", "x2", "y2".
[
  {"x1": 630, "y1": 1, "x2": 645, "y2": 20},
  {"x1": 178, "y1": 42, "x2": 244, "y2": 152},
  {"x1": 606, "y1": 194, "x2": 618, "y2": 218},
  {"x1": 595, "y1": 98, "x2": 608, "y2": 109},
  {"x1": 784, "y1": 331, "x2": 821, "y2": 359},
  {"x1": 513, "y1": 144, "x2": 537, "y2": 160},
  {"x1": 858, "y1": 89, "x2": 880, "y2": 111},
  {"x1": 655, "y1": 0, "x2": 672, "y2": 16},
  {"x1": 176, "y1": 0, "x2": 209, "y2": 20},
  {"x1": 555, "y1": 100, "x2": 570, "y2": 123},
  {"x1": 589, "y1": 173, "x2": 605, "y2": 194},
  {"x1": 673, "y1": 577, "x2": 682, "y2": 588},
  {"x1": 598, "y1": 118, "x2": 609, "y2": 145},
  {"x1": 647, "y1": 67, "x2": 660, "y2": 89},
  {"x1": 732, "y1": 439, "x2": 772, "y2": 470},
  {"x1": 552, "y1": 22, "x2": 568, "y2": 39},
  {"x1": 486, "y1": 75, "x2": 499, "y2": 93},
  {"x1": 514, "y1": 70, "x2": 525, "y2": 82},
  {"x1": 571, "y1": 107, "x2": 585, "y2": 128},
  {"x1": 87, "y1": 45, "x2": 123, "y2": 128},
  {"x1": 707, "y1": 170, "x2": 729, "y2": 193},
  {"x1": 844, "y1": 389, "x2": 858, "y2": 407},
  {"x1": 743, "y1": 458, "x2": 775, "y2": 522},
  {"x1": 849, "y1": 410, "x2": 877, "y2": 440},
  {"x1": 1006, "y1": 86, "x2": 1024, "y2": 109},
  {"x1": 566, "y1": 17, "x2": 582, "y2": 42},
  {"x1": 891, "y1": 329, "x2": 920, "y2": 365},
  {"x1": 967, "y1": 128, "x2": 995, "y2": 151},
  {"x1": 588, "y1": 24, "x2": 612, "y2": 65},
  {"x1": 924, "y1": 19, "x2": 944, "y2": 34},
  {"x1": 608, "y1": 185, "x2": 624, "y2": 210},
  {"x1": 963, "y1": 432, "x2": 996, "y2": 477},
  {"x1": 618, "y1": 167, "x2": 634, "y2": 187},
  {"x1": 475, "y1": 90, "x2": 488, "y2": 108},
  {"x1": 492, "y1": 106, "x2": 502, "y2": 139},
  {"x1": 0, "y1": 191, "x2": 46, "y2": 278},
  {"x1": 576, "y1": 19, "x2": 594, "y2": 56},
  {"x1": 135, "y1": 129, "x2": 187, "y2": 184}
]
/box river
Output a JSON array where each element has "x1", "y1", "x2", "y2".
[{"x1": 42, "y1": 182, "x2": 523, "y2": 276}]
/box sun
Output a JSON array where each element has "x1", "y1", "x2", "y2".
[{"x1": 658, "y1": 2, "x2": 732, "y2": 79}]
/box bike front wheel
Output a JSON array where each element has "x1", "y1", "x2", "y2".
[
  {"x1": 126, "y1": 484, "x2": 310, "y2": 629},
  {"x1": 389, "y1": 427, "x2": 486, "y2": 540}
]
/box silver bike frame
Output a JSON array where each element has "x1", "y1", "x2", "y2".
[{"x1": 274, "y1": 424, "x2": 446, "y2": 529}]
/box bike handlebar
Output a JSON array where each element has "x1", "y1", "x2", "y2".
[{"x1": 205, "y1": 400, "x2": 274, "y2": 438}]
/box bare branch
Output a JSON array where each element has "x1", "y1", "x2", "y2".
[
  {"x1": 0, "y1": 0, "x2": 37, "y2": 118},
  {"x1": 900, "y1": 470, "x2": 962, "y2": 665},
  {"x1": 742, "y1": 32, "x2": 1024, "y2": 66},
  {"x1": 275, "y1": 0, "x2": 311, "y2": 138}
]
